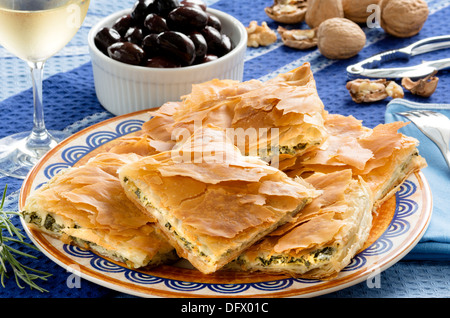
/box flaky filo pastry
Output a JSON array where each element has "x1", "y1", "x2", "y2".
[
  {"x1": 21, "y1": 152, "x2": 178, "y2": 269},
  {"x1": 140, "y1": 62, "x2": 328, "y2": 168},
  {"x1": 285, "y1": 113, "x2": 427, "y2": 208},
  {"x1": 230, "y1": 169, "x2": 374, "y2": 279},
  {"x1": 118, "y1": 125, "x2": 320, "y2": 274},
  {"x1": 230, "y1": 114, "x2": 426, "y2": 279}
]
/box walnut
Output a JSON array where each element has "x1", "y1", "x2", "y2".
[
  {"x1": 277, "y1": 26, "x2": 317, "y2": 50},
  {"x1": 305, "y1": 0, "x2": 344, "y2": 28},
  {"x1": 401, "y1": 71, "x2": 439, "y2": 97},
  {"x1": 246, "y1": 21, "x2": 277, "y2": 47},
  {"x1": 317, "y1": 17, "x2": 366, "y2": 59},
  {"x1": 265, "y1": 0, "x2": 308, "y2": 24},
  {"x1": 346, "y1": 78, "x2": 404, "y2": 103},
  {"x1": 342, "y1": 0, "x2": 380, "y2": 23},
  {"x1": 385, "y1": 80, "x2": 405, "y2": 99},
  {"x1": 379, "y1": 0, "x2": 429, "y2": 37}
]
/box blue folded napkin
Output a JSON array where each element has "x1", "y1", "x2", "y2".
[{"x1": 385, "y1": 98, "x2": 450, "y2": 260}]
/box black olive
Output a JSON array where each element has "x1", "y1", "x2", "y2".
[
  {"x1": 189, "y1": 31, "x2": 207, "y2": 63},
  {"x1": 142, "y1": 33, "x2": 160, "y2": 57},
  {"x1": 206, "y1": 12, "x2": 221, "y2": 31},
  {"x1": 157, "y1": 31, "x2": 196, "y2": 65},
  {"x1": 201, "y1": 25, "x2": 228, "y2": 56},
  {"x1": 95, "y1": 27, "x2": 121, "y2": 54},
  {"x1": 131, "y1": 0, "x2": 157, "y2": 25},
  {"x1": 167, "y1": 5, "x2": 208, "y2": 32},
  {"x1": 220, "y1": 34, "x2": 233, "y2": 54},
  {"x1": 154, "y1": 0, "x2": 180, "y2": 17},
  {"x1": 112, "y1": 14, "x2": 135, "y2": 37},
  {"x1": 107, "y1": 42, "x2": 145, "y2": 65},
  {"x1": 144, "y1": 13, "x2": 169, "y2": 34},
  {"x1": 124, "y1": 27, "x2": 144, "y2": 45}
]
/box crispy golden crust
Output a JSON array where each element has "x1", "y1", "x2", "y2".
[
  {"x1": 119, "y1": 126, "x2": 319, "y2": 274},
  {"x1": 231, "y1": 112, "x2": 426, "y2": 279},
  {"x1": 286, "y1": 113, "x2": 427, "y2": 203},
  {"x1": 231, "y1": 170, "x2": 374, "y2": 279},
  {"x1": 140, "y1": 63, "x2": 328, "y2": 164},
  {"x1": 22, "y1": 152, "x2": 176, "y2": 269}
]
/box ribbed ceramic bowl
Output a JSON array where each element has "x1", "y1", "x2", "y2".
[{"x1": 88, "y1": 8, "x2": 247, "y2": 116}]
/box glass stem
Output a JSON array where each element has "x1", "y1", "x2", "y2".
[{"x1": 26, "y1": 61, "x2": 53, "y2": 150}]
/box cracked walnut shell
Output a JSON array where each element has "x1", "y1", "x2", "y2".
[
  {"x1": 246, "y1": 21, "x2": 277, "y2": 47},
  {"x1": 346, "y1": 78, "x2": 404, "y2": 103},
  {"x1": 277, "y1": 26, "x2": 318, "y2": 50},
  {"x1": 379, "y1": 0, "x2": 429, "y2": 37},
  {"x1": 401, "y1": 71, "x2": 439, "y2": 97},
  {"x1": 265, "y1": 0, "x2": 308, "y2": 24}
]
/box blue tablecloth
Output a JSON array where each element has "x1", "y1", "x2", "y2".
[{"x1": 0, "y1": 0, "x2": 449, "y2": 298}]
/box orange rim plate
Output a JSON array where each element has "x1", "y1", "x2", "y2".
[{"x1": 19, "y1": 109, "x2": 433, "y2": 298}]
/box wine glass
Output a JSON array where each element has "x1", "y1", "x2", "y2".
[{"x1": 0, "y1": 0, "x2": 90, "y2": 179}]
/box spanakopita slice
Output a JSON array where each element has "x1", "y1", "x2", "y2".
[
  {"x1": 119, "y1": 126, "x2": 320, "y2": 274},
  {"x1": 22, "y1": 152, "x2": 177, "y2": 269},
  {"x1": 285, "y1": 114, "x2": 427, "y2": 208},
  {"x1": 141, "y1": 63, "x2": 327, "y2": 168},
  {"x1": 231, "y1": 169, "x2": 373, "y2": 279}
]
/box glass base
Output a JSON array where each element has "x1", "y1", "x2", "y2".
[{"x1": 0, "y1": 130, "x2": 70, "y2": 179}]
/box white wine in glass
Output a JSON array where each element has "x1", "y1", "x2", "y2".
[{"x1": 0, "y1": 0, "x2": 90, "y2": 179}]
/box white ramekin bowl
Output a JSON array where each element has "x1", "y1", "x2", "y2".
[{"x1": 88, "y1": 8, "x2": 247, "y2": 116}]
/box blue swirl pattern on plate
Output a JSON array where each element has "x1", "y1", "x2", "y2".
[
  {"x1": 43, "y1": 119, "x2": 144, "y2": 179},
  {"x1": 48, "y1": 119, "x2": 419, "y2": 295},
  {"x1": 353, "y1": 180, "x2": 416, "y2": 268}
]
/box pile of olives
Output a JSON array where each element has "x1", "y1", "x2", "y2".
[{"x1": 94, "y1": 0, "x2": 234, "y2": 68}]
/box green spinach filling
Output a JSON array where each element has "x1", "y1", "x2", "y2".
[
  {"x1": 123, "y1": 178, "x2": 209, "y2": 260},
  {"x1": 241, "y1": 246, "x2": 335, "y2": 268},
  {"x1": 22, "y1": 211, "x2": 65, "y2": 233}
]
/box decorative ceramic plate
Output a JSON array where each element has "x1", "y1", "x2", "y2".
[{"x1": 19, "y1": 110, "x2": 433, "y2": 298}]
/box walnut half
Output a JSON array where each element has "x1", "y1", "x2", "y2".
[
  {"x1": 246, "y1": 21, "x2": 277, "y2": 47},
  {"x1": 346, "y1": 78, "x2": 404, "y2": 103},
  {"x1": 265, "y1": 0, "x2": 308, "y2": 24},
  {"x1": 277, "y1": 26, "x2": 317, "y2": 50},
  {"x1": 401, "y1": 71, "x2": 439, "y2": 97}
]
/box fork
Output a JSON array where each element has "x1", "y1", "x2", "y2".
[{"x1": 397, "y1": 110, "x2": 450, "y2": 169}]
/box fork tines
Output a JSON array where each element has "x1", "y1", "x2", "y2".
[{"x1": 398, "y1": 110, "x2": 433, "y2": 117}]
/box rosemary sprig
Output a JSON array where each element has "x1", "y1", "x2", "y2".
[{"x1": 0, "y1": 185, "x2": 52, "y2": 292}]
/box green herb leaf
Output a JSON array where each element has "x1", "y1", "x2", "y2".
[{"x1": 0, "y1": 185, "x2": 52, "y2": 292}]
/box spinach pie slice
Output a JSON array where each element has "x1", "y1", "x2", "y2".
[
  {"x1": 119, "y1": 126, "x2": 320, "y2": 274},
  {"x1": 286, "y1": 113, "x2": 427, "y2": 208},
  {"x1": 231, "y1": 169, "x2": 374, "y2": 279},
  {"x1": 22, "y1": 152, "x2": 178, "y2": 269},
  {"x1": 140, "y1": 62, "x2": 328, "y2": 168}
]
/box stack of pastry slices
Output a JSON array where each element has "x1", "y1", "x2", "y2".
[{"x1": 22, "y1": 63, "x2": 426, "y2": 279}]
